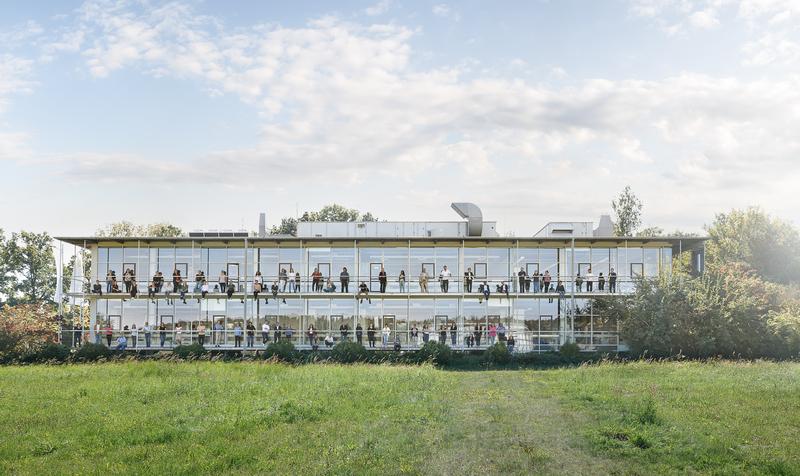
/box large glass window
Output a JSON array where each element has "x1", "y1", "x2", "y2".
[
  {"x1": 487, "y1": 247, "x2": 509, "y2": 291},
  {"x1": 644, "y1": 248, "x2": 659, "y2": 277}
]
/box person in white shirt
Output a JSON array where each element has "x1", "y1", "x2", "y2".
[
  {"x1": 261, "y1": 321, "x2": 271, "y2": 345},
  {"x1": 585, "y1": 267, "x2": 595, "y2": 292},
  {"x1": 130, "y1": 324, "x2": 139, "y2": 348},
  {"x1": 382, "y1": 325, "x2": 391, "y2": 348},
  {"x1": 439, "y1": 265, "x2": 452, "y2": 293}
]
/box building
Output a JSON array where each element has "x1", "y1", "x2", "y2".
[{"x1": 57, "y1": 203, "x2": 706, "y2": 352}]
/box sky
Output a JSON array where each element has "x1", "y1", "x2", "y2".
[{"x1": 1, "y1": 0, "x2": 799, "y2": 237}]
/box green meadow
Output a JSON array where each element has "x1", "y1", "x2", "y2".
[{"x1": 0, "y1": 361, "x2": 798, "y2": 475}]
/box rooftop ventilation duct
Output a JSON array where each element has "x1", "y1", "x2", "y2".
[{"x1": 451, "y1": 202, "x2": 483, "y2": 237}]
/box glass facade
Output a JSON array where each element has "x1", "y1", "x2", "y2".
[{"x1": 82, "y1": 239, "x2": 674, "y2": 352}]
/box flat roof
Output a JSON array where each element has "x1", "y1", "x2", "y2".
[{"x1": 55, "y1": 235, "x2": 708, "y2": 249}]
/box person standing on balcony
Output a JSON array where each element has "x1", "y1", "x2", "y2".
[
  {"x1": 307, "y1": 325, "x2": 317, "y2": 350},
  {"x1": 367, "y1": 323, "x2": 376, "y2": 348},
  {"x1": 195, "y1": 270, "x2": 203, "y2": 292},
  {"x1": 197, "y1": 322, "x2": 207, "y2": 346},
  {"x1": 585, "y1": 267, "x2": 594, "y2": 292},
  {"x1": 382, "y1": 325, "x2": 391, "y2": 348},
  {"x1": 280, "y1": 268, "x2": 289, "y2": 292},
  {"x1": 214, "y1": 320, "x2": 224, "y2": 346},
  {"x1": 598, "y1": 272, "x2": 606, "y2": 291},
  {"x1": 609, "y1": 268, "x2": 617, "y2": 293},
  {"x1": 340, "y1": 267, "x2": 350, "y2": 293},
  {"x1": 464, "y1": 267, "x2": 474, "y2": 293},
  {"x1": 410, "y1": 325, "x2": 419, "y2": 346},
  {"x1": 517, "y1": 268, "x2": 527, "y2": 294},
  {"x1": 399, "y1": 270, "x2": 406, "y2": 293},
  {"x1": 543, "y1": 270, "x2": 552, "y2": 293},
  {"x1": 158, "y1": 321, "x2": 167, "y2": 347},
  {"x1": 356, "y1": 323, "x2": 363, "y2": 345},
  {"x1": 218, "y1": 270, "x2": 227, "y2": 294},
  {"x1": 379, "y1": 265, "x2": 387, "y2": 293},
  {"x1": 143, "y1": 322, "x2": 152, "y2": 348},
  {"x1": 287, "y1": 267, "x2": 296, "y2": 292},
  {"x1": 246, "y1": 321, "x2": 255, "y2": 347},
  {"x1": 106, "y1": 270, "x2": 113, "y2": 293},
  {"x1": 575, "y1": 272, "x2": 583, "y2": 292},
  {"x1": 123, "y1": 268, "x2": 132, "y2": 293},
  {"x1": 532, "y1": 270, "x2": 541, "y2": 293},
  {"x1": 261, "y1": 321, "x2": 270, "y2": 345},
  {"x1": 488, "y1": 324, "x2": 497, "y2": 345},
  {"x1": 419, "y1": 268, "x2": 429, "y2": 293},
  {"x1": 172, "y1": 268, "x2": 182, "y2": 295},
  {"x1": 130, "y1": 324, "x2": 138, "y2": 348},
  {"x1": 450, "y1": 322, "x2": 457, "y2": 346},
  {"x1": 439, "y1": 265, "x2": 451, "y2": 293},
  {"x1": 233, "y1": 323, "x2": 243, "y2": 347}
]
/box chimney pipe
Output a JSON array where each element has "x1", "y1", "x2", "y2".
[{"x1": 258, "y1": 213, "x2": 266, "y2": 238}]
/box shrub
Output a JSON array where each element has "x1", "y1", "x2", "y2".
[
  {"x1": 559, "y1": 342, "x2": 582, "y2": 359},
  {"x1": 483, "y1": 343, "x2": 511, "y2": 365},
  {"x1": 330, "y1": 341, "x2": 368, "y2": 363},
  {"x1": 262, "y1": 341, "x2": 297, "y2": 362},
  {"x1": 173, "y1": 343, "x2": 207, "y2": 359},
  {"x1": 412, "y1": 341, "x2": 453, "y2": 365},
  {"x1": 73, "y1": 343, "x2": 111, "y2": 361},
  {"x1": 36, "y1": 343, "x2": 71, "y2": 362}
]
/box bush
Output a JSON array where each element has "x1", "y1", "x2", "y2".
[
  {"x1": 173, "y1": 343, "x2": 207, "y2": 359},
  {"x1": 412, "y1": 341, "x2": 453, "y2": 366},
  {"x1": 73, "y1": 343, "x2": 111, "y2": 361},
  {"x1": 483, "y1": 343, "x2": 511, "y2": 365},
  {"x1": 36, "y1": 343, "x2": 71, "y2": 362},
  {"x1": 330, "y1": 341, "x2": 368, "y2": 363},
  {"x1": 559, "y1": 342, "x2": 582, "y2": 359},
  {"x1": 262, "y1": 341, "x2": 297, "y2": 362}
]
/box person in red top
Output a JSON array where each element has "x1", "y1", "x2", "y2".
[{"x1": 103, "y1": 323, "x2": 113, "y2": 346}]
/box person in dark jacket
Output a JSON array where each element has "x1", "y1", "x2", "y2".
[
  {"x1": 367, "y1": 324, "x2": 376, "y2": 348},
  {"x1": 340, "y1": 267, "x2": 350, "y2": 293},
  {"x1": 356, "y1": 323, "x2": 363, "y2": 345},
  {"x1": 378, "y1": 265, "x2": 388, "y2": 293},
  {"x1": 609, "y1": 268, "x2": 617, "y2": 293}
]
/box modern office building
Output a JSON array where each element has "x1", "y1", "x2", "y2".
[{"x1": 57, "y1": 203, "x2": 706, "y2": 352}]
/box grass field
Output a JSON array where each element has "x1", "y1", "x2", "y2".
[{"x1": 0, "y1": 361, "x2": 798, "y2": 475}]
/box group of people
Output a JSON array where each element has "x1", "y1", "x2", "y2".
[
  {"x1": 80, "y1": 319, "x2": 521, "y2": 353},
  {"x1": 574, "y1": 267, "x2": 618, "y2": 293},
  {"x1": 91, "y1": 265, "x2": 619, "y2": 304}
]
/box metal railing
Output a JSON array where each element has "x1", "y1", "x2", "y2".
[{"x1": 63, "y1": 329, "x2": 619, "y2": 353}]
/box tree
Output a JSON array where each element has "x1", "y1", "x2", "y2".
[
  {"x1": 62, "y1": 249, "x2": 92, "y2": 298},
  {"x1": 636, "y1": 226, "x2": 664, "y2": 238},
  {"x1": 270, "y1": 217, "x2": 299, "y2": 235},
  {"x1": 705, "y1": 208, "x2": 800, "y2": 284},
  {"x1": 612, "y1": 186, "x2": 643, "y2": 237},
  {"x1": 270, "y1": 204, "x2": 378, "y2": 236},
  {"x1": 0, "y1": 303, "x2": 59, "y2": 360},
  {"x1": 609, "y1": 263, "x2": 791, "y2": 358},
  {"x1": 96, "y1": 221, "x2": 184, "y2": 238},
  {"x1": 0, "y1": 230, "x2": 12, "y2": 304},
  {"x1": 3, "y1": 231, "x2": 56, "y2": 304}
]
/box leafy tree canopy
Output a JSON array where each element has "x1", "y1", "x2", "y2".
[
  {"x1": 271, "y1": 204, "x2": 378, "y2": 235},
  {"x1": 3, "y1": 231, "x2": 56, "y2": 305},
  {"x1": 96, "y1": 221, "x2": 184, "y2": 238},
  {"x1": 705, "y1": 207, "x2": 800, "y2": 284},
  {"x1": 612, "y1": 185, "x2": 643, "y2": 237}
]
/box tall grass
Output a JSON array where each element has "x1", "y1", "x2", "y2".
[{"x1": 0, "y1": 361, "x2": 797, "y2": 475}]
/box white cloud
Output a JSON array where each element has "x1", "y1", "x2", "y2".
[
  {"x1": 5, "y1": 0, "x2": 800, "y2": 232},
  {"x1": 689, "y1": 9, "x2": 721, "y2": 27},
  {"x1": 432, "y1": 4, "x2": 460, "y2": 20},
  {"x1": 364, "y1": 0, "x2": 391, "y2": 16}
]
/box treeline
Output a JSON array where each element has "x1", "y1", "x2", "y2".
[{"x1": 606, "y1": 208, "x2": 800, "y2": 358}]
